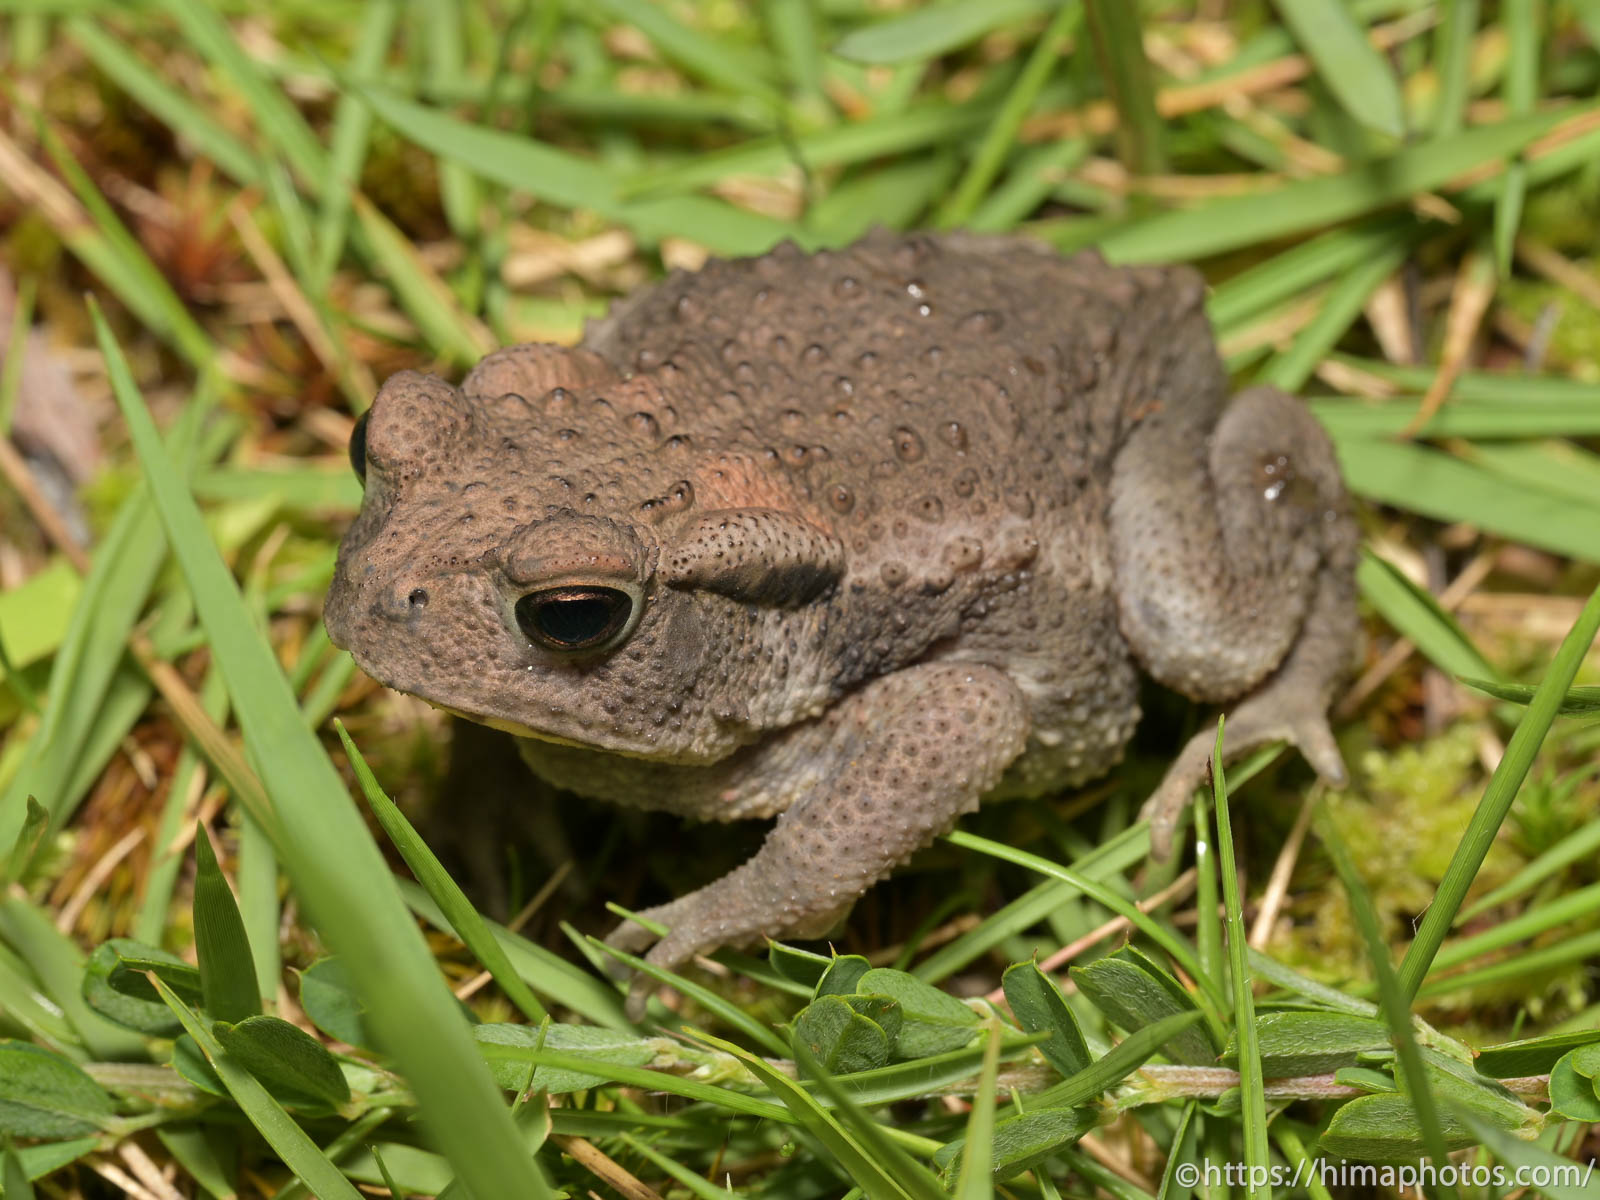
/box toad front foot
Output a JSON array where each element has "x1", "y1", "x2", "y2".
[{"x1": 605, "y1": 662, "x2": 1029, "y2": 1019}]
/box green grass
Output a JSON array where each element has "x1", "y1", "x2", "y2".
[{"x1": 1, "y1": 1, "x2": 1599, "y2": 1196}]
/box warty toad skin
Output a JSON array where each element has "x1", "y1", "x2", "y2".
[{"x1": 324, "y1": 230, "x2": 1358, "y2": 1010}]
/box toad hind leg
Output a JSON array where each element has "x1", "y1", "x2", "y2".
[
  {"x1": 1109, "y1": 385, "x2": 1359, "y2": 856},
  {"x1": 607, "y1": 663, "x2": 1029, "y2": 1017}
]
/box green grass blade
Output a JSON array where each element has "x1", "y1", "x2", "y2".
[
  {"x1": 401, "y1": 881, "x2": 629, "y2": 1030},
  {"x1": 2, "y1": 1142, "x2": 35, "y2": 1200},
  {"x1": 1100, "y1": 105, "x2": 1580, "y2": 263},
  {"x1": 236, "y1": 814, "x2": 280, "y2": 1003},
  {"x1": 1210, "y1": 722, "x2": 1269, "y2": 1200},
  {"x1": 946, "y1": 829, "x2": 1224, "y2": 1018},
  {"x1": 0, "y1": 401, "x2": 208, "y2": 862},
  {"x1": 33, "y1": 114, "x2": 217, "y2": 373},
  {"x1": 65, "y1": 17, "x2": 260, "y2": 185},
  {"x1": 476, "y1": 1041, "x2": 791, "y2": 1122},
  {"x1": 938, "y1": 1, "x2": 1080, "y2": 227},
  {"x1": 193, "y1": 826, "x2": 263, "y2": 1023},
  {"x1": 1458, "y1": 1111, "x2": 1596, "y2": 1200},
  {"x1": 967, "y1": 138, "x2": 1088, "y2": 233},
  {"x1": 1419, "y1": 929, "x2": 1600, "y2": 1000},
  {"x1": 1273, "y1": 0, "x2": 1405, "y2": 137},
  {"x1": 1495, "y1": 0, "x2": 1542, "y2": 273},
  {"x1": 311, "y1": 0, "x2": 398, "y2": 289},
  {"x1": 953, "y1": 1024, "x2": 1002, "y2": 1199},
  {"x1": 336, "y1": 723, "x2": 548, "y2": 1024},
  {"x1": 1032, "y1": 1011, "x2": 1204, "y2": 1108},
  {"x1": 586, "y1": 937, "x2": 784, "y2": 1054},
  {"x1": 623, "y1": 101, "x2": 993, "y2": 199},
  {"x1": 351, "y1": 194, "x2": 491, "y2": 365},
  {"x1": 763, "y1": 0, "x2": 825, "y2": 103},
  {"x1": 1433, "y1": 881, "x2": 1600, "y2": 973},
  {"x1": 791, "y1": 1044, "x2": 950, "y2": 1200},
  {"x1": 151, "y1": 977, "x2": 365, "y2": 1200},
  {"x1": 1256, "y1": 235, "x2": 1410, "y2": 392},
  {"x1": 0, "y1": 897, "x2": 145, "y2": 1059},
  {"x1": 803, "y1": 154, "x2": 958, "y2": 244},
  {"x1": 356, "y1": 85, "x2": 798, "y2": 254},
  {"x1": 1317, "y1": 818, "x2": 1459, "y2": 1200},
  {"x1": 1429, "y1": 0, "x2": 1479, "y2": 137},
  {"x1": 1397, "y1": 583, "x2": 1600, "y2": 998},
  {"x1": 1207, "y1": 216, "x2": 1416, "y2": 335},
  {"x1": 1461, "y1": 817, "x2": 1600, "y2": 921},
  {"x1": 1085, "y1": 0, "x2": 1166, "y2": 173},
  {"x1": 701, "y1": 1032, "x2": 921, "y2": 1200},
  {"x1": 590, "y1": 0, "x2": 779, "y2": 101},
  {"x1": 94, "y1": 302, "x2": 555, "y2": 1199},
  {"x1": 1192, "y1": 790, "x2": 1224, "y2": 1001},
  {"x1": 159, "y1": 0, "x2": 327, "y2": 183},
  {"x1": 918, "y1": 823, "x2": 1149, "y2": 981},
  {"x1": 1334, "y1": 440, "x2": 1600, "y2": 564},
  {"x1": 833, "y1": 0, "x2": 1054, "y2": 65},
  {"x1": 1355, "y1": 550, "x2": 1495, "y2": 681}
]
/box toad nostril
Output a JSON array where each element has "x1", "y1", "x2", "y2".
[{"x1": 407, "y1": 588, "x2": 429, "y2": 609}]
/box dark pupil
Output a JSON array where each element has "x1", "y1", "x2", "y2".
[
  {"x1": 515, "y1": 587, "x2": 630, "y2": 650},
  {"x1": 348, "y1": 410, "x2": 370, "y2": 484}
]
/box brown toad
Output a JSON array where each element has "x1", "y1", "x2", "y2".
[{"x1": 324, "y1": 230, "x2": 1357, "y2": 1004}]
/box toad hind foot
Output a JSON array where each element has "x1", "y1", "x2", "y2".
[
  {"x1": 606, "y1": 662, "x2": 1029, "y2": 1019},
  {"x1": 1139, "y1": 557, "x2": 1355, "y2": 858}
]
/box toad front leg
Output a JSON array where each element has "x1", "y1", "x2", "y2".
[
  {"x1": 607, "y1": 662, "x2": 1029, "y2": 1016},
  {"x1": 1110, "y1": 385, "x2": 1360, "y2": 856}
]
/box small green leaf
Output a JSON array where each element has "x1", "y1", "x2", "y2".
[
  {"x1": 1569, "y1": 1044, "x2": 1600, "y2": 1079},
  {"x1": 1548, "y1": 1055, "x2": 1600, "y2": 1121},
  {"x1": 940, "y1": 1106, "x2": 1097, "y2": 1184},
  {"x1": 295, "y1": 957, "x2": 370, "y2": 1049},
  {"x1": 0, "y1": 1041, "x2": 116, "y2": 1139},
  {"x1": 1474, "y1": 1029, "x2": 1600, "y2": 1078},
  {"x1": 170, "y1": 1035, "x2": 228, "y2": 1099},
  {"x1": 214, "y1": 1015, "x2": 351, "y2": 1111},
  {"x1": 1071, "y1": 956, "x2": 1216, "y2": 1066},
  {"x1": 82, "y1": 939, "x2": 201, "y2": 1036},
  {"x1": 1335, "y1": 1066, "x2": 1398, "y2": 1093},
  {"x1": 793, "y1": 996, "x2": 894, "y2": 1075},
  {"x1": 855, "y1": 968, "x2": 980, "y2": 1058},
  {"x1": 473, "y1": 1024, "x2": 657, "y2": 1094},
  {"x1": 192, "y1": 826, "x2": 261, "y2": 1023},
  {"x1": 4, "y1": 1138, "x2": 97, "y2": 1190},
  {"x1": 816, "y1": 954, "x2": 872, "y2": 998},
  {"x1": 1320, "y1": 1094, "x2": 1477, "y2": 1165},
  {"x1": 1226, "y1": 1011, "x2": 1389, "y2": 1077},
  {"x1": 1002, "y1": 961, "x2": 1091, "y2": 1078},
  {"x1": 768, "y1": 941, "x2": 832, "y2": 989},
  {"x1": 1414, "y1": 1050, "x2": 1542, "y2": 1135}
]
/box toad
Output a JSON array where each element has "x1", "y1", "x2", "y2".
[{"x1": 324, "y1": 230, "x2": 1357, "y2": 1007}]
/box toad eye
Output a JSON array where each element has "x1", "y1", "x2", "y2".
[
  {"x1": 514, "y1": 586, "x2": 634, "y2": 652},
  {"x1": 348, "y1": 410, "x2": 370, "y2": 484}
]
